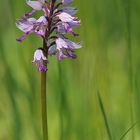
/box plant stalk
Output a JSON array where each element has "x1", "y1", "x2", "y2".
[
  {"x1": 41, "y1": 38, "x2": 48, "y2": 140},
  {"x1": 41, "y1": 71, "x2": 48, "y2": 140},
  {"x1": 40, "y1": 0, "x2": 56, "y2": 139}
]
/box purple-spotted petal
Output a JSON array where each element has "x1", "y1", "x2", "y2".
[
  {"x1": 34, "y1": 16, "x2": 47, "y2": 36},
  {"x1": 58, "y1": 50, "x2": 69, "y2": 60},
  {"x1": 56, "y1": 37, "x2": 68, "y2": 50},
  {"x1": 56, "y1": 37, "x2": 81, "y2": 50},
  {"x1": 57, "y1": 22, "x2": 70, "y2": 34},
  {"x1": 32, "y1": 49, "x2": 48, "y2": 72},
  {"x1": 57, "y1": 12, "x2": 80, "y2": 28},
  {"x1": 33, "y1": 49, "x2": 47, "y2": 61},
  {"x1": 58, "y1": 49, "x2": 77, "y2": 60},
  {"x1": 16, "y1": 23, "x2": 34, "y2": 33},
  {"x1": 57, "y1": 12, "x2": 75, "y2": 22},
  {"x1": 35, "y1": 27, "x2": 45, "y2": 36},
  {"x1": 36, "y1": 16, "x2": 46, "y2": 24},
  {"x1": 16, "y1": 17, "x2": 36, "y2": 32},
  {"x1": 57, "y1": 22, "x2": 78, "y2": 36},
  {"x1": 67, "y1": 50, "x2": 77, "y2": 58}
]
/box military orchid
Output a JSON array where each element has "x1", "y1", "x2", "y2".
[{"x1": 16, "y1": 0, "x2": 82, "y2": 71}]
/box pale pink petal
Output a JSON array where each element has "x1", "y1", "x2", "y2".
[
  {"x1": 36, "y1": 16, "x2": 46, "y2": 24},
  {"x1": 62, "y1": 0, "x2": 73, "y2": 6},
  {"x1": 57, "y1": 12, "x2": 75, "y2": 22},
  {"x1": 26, "y1": 0, "x2": 43, "y2": 10}
]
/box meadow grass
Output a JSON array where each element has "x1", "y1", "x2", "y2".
[{"x1": 0, "y1": 0, "x2": 140, "y2": 140}]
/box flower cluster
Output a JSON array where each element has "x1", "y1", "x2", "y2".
[{"x1": 16, "y1": 0, "x2": 82, "y2": 72}]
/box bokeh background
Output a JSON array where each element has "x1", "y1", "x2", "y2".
[{"x1": 0, "y1": 0, "x2": 140, "y2": 140}]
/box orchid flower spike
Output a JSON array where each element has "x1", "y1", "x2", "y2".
[{"x1": 16, "y1": 0, "x2": 82, "y2": 72}]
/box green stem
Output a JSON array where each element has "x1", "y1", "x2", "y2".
[
  {"x1": 40, "y1": 0, "x2": 56, "y2": 138},
  {"x1": 41, "y1": 71, "x2": 48, "y2": 140}
]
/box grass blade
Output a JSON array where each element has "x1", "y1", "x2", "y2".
[
  {"x1": 97, "y1": 92, "x2": 112, "y2": 140},
  {"x1": 119, "y1": 122, "x2": 137, "y2": 140}
]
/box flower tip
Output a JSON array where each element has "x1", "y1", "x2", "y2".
[
  {"x1": 16, "y1": 38, "x2": 22, "y2": 42},
  {"x1": 72, "y1": 32, "x2": 79, "y2": 36},
  {"x1": 71, "y1": 54, "x2": 77, "y2": 59},
  {"x1": 38, "y1": 65, "x2": 48, "y2": 72}
]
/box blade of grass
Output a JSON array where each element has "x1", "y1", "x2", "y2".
[
  {"x1": 97, "y1": 92, "x2": 112, "y2": 140},
  {"x1": 58, "y1": 62, "x2": 72, "y2": 140},
  {"x1": 123, "y1": 0, "x2": 135, "y2": 139},
  {"x1": 119, "y1": 122, "x2": 137, "y2": 140}
]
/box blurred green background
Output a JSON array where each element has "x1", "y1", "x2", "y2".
[{"x1": 0, "y1": 0, "x2": 140, "y2": 140}]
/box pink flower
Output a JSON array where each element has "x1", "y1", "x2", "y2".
[
  {"x1": 32, "y1": 49, "x2": 48, "y2": 72},
  {"x1": 16, "y1": 16, "x2": 47, "y2": 42},
  {"x1": 26, "y1": 0, "x2": 45, "y2": 10},
  {"x1": 55, "y1": 37, "x2": 81, "y2": 60},
  {"x1": 57, "y1": 12, "x2": 80, "y2": 23}
]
